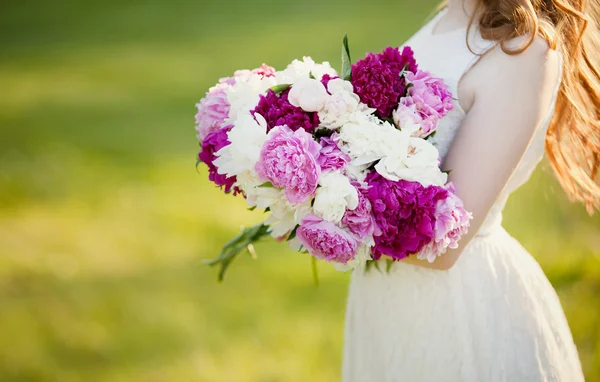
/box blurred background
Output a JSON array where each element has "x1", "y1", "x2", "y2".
[{"x1": 0, "y1": 0, "x2": 599, "y2": 381}]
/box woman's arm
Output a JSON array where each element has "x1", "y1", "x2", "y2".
[{"x1": 403, "y1": 38, "x2": 561, "y2": 271}]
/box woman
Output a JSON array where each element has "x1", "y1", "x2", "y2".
[{"x1": 343, "y1": 0, "x2": 599, "y2": 381}]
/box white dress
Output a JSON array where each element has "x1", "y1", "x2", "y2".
[{"x1": 342, "y1": 10, "x2": 585, "y2": 382}]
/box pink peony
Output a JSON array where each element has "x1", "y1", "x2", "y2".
[
  {"x1": 198, "y1": 126, "x2": 241, "y2": 195},
  {"x1": 231, "y1": 64, "x2": 276, "y2": 82},
  {"x1": 365, "y1": 171, "x2": 449, "y2": 260},
  {"x1": 252, "y1": 64, "x2": 276, "y2": 77},
  {"x1": 195, "y1": 65, "x2": 276, "y2": 142},
  {"x1": 195, "y1": 84, "x2": 230, "y2": 141},
  {"x1": 218, "y1": 75, "x2": 237, "y2": 86},
  {"x1": 255, "y1": 125, "x2": 321, "y2": 204},
  {"x1": 394, "y1": 97, "x2": 439, "y2": 137},
  {"x1": 252, "y1": 89, "x2": 320, "y2": 133},
  {"x1": 405, "y1": 70, "x2": 454, "y2": 119},
  {"x1": 297, "y1": 214, "x2": 359, "y2": 264},
  {"x1": 419, "y1": 182, "x2": 471, "y2": 262},
  {"x1": 318, "y1": 135, "x2": 350, "y2": 172},
  {"x1": 342, "y1": 183, "x2": 381, "y2": 239}
]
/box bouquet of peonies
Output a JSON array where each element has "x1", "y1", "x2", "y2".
[{"x1": 196, "y1": 37, "x2": 471, "y2": 280}]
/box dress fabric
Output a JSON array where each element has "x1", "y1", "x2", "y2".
[{"x1": 342, "y1": 10, "x2": 584, "y2": 382}]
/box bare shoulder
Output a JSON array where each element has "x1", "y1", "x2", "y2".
[
  {"x1": 492, "y1": 35, "x2": 559, "y2": 71},
  {"x1": 459, "y1": 35, "x2": 560, "y2": 113},
  {"x1": 460, "y1": 35, "x2": 561, "y2": 115},
  {"x1": 473, "y1": 35, "x2": 560, "y2": 90}
]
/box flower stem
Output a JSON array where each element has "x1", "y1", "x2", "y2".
[{"x1": 311, "y1": 256, "x2": 319, "y2": 287}]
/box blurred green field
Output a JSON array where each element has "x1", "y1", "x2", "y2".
[{"x1": 0, "y1": 0, "x2": 599, "y2": 381}]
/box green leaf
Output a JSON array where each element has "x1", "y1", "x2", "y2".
[
  {"x1": 386, "y1": 259, "x2": 393, "y2": 273},
  {"x1": 309, "y1": 72, "x2": 316, "y2": 80},
  {"x1": 374, "y1": 260, "x2": 381, "y2": 272},
  {"x1": 341, "y1": 34, "x2": 352, "y2": 81},
  {"x1": 442, "y1": 169, "x2": 452, "y2": 175},
  {"x1": 258, "y1": 181, "x2": 275, "y2": 188},
  {"x1": 264, "y1": 207, "x2": 271, "y2": 213},
  {"x1": 311, "y1": 256, "x2": 320, "y2": 287},
  {"x1": 398, "y1": 63, "x2": 409, "y2": 78},
  {"x1": 384, "y1": 117, "x2": 396, "y2": 127},
  {"x1": 270, "y1": 84, "x2": 291, "y2": 94},
  {"x1": 365, "y1": 259, "x2": 374, "y2": 272},
  {"x1": 287, "y1": 225, "x2": 299, "y2": 241},
  {"x1": 314, "y1": 128, "x2": 334, "y2": 139},
  {"x1": 248, "y1": 206, "x2": 257, "y2": 211},
  {"x1": 204, "y1": 223, "x2": 271, "y2": 282}
]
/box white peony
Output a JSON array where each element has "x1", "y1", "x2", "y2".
[
  {"x1": 318, "y1": 78, "x2": 374, "y2": 129},
  {"x1": 327, "y1": 78, "x2": 354, "y2": 94},
  {"x1": 245, "y1": 186, "x2": 312, "y2": 239},
  {"x1": 213, "y1": 113, "x2": 268, "y2": 193},
  {"x1": 267, "y1": 201, "x2": 312, "y2": 239},
  {"x1": 310, "y1": 61, "x2": 338, "y2": 81},
  {"x1": 245, "y1": 185, "x2": 281, "y2": 210},
  {"x1": 226, "y1": 73, "x2": 277, "y2": 122},
  {"x1": 287, "y1": 78, "x2": 329, "y2": 112},
  {"x1": 337, "y1": 114, "x2": 447, "y2": 187},
  {"x1": 392, "y1": 102, "x2": 423, "y2": 136},
  {"x1": 344, "y1": 162, "x2": 370, "y2": 182},
  {"x1": 392, "y1": 101, "x2": 439, "y2": 138},
  {"x1": 275, "y1": 56, "x2": 338, "y2": 84},
  {"x1": 375, "y1": 137, "x2": 447, "y2": 187},
  {"x1": 334, "y1": 244, "x2": 372, "y2": 272},
  {"x1": 313, "y1": 171, "x2": 359, "y2": 224},
  {"x1": 234, "y1": 171, "x2": 262, "y2": 197},
  {"x1": 265, "y1": 191, "x2": 312, "y2": 239},
  {"x1": 337, "y1": 117, "x2": 409, "y2": 167}
]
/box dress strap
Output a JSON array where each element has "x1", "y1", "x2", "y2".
[
  {"x1": 407, "y1": 8, "x2": 449, "y2": 44},
  {"x1": 423, "y1": 7, "x2": 498, "y2": 95},
  {"x1": 424, "y1": 7, "x2": 449, "y2": 34}
]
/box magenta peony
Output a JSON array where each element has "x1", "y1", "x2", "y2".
[
  {"x1": 419, "y1": 182, "x2": 471, "y2": 262},
  {"x1": 198, "y1": 126, "x2": 241, "y2": 195},
  {"x1": 297, "y1": 214, "x2": 359, "y2": 264},
  {"x1": 318, "y1": 135, "x2": 350, "y2": 172},
  {"x1": 405, "y1": 70, "x2": 454, "y2": 119},
  {"x1": 342, "y1": 183, "x2": 381, "y2": 239},
  {"x1": 365, "y1": 171, "x2": 449, "y2": 260},
  {"x1": 351, "y1": 46, "x2": 418, "y2": 119},
  {"x1": 379, "y1": 46, "x2": 418, "y2": 77},
  {"x1": 351, "y1": 53, "x2": 401, "y2": 118},
  {"x1": 255, "y1": 125, "x2": 321, "y2": 204},
  {"x1": 252, "y1": 89, "x2": 320, "y2": 132}
]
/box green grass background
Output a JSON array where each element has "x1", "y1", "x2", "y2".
[{"x1": 1, "y1": 0, "x2": 599, "y2": 381}]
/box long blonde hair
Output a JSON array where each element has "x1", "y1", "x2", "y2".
[{"x1": 442, "y1": 0, "x2": 600, "y2": 213}]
